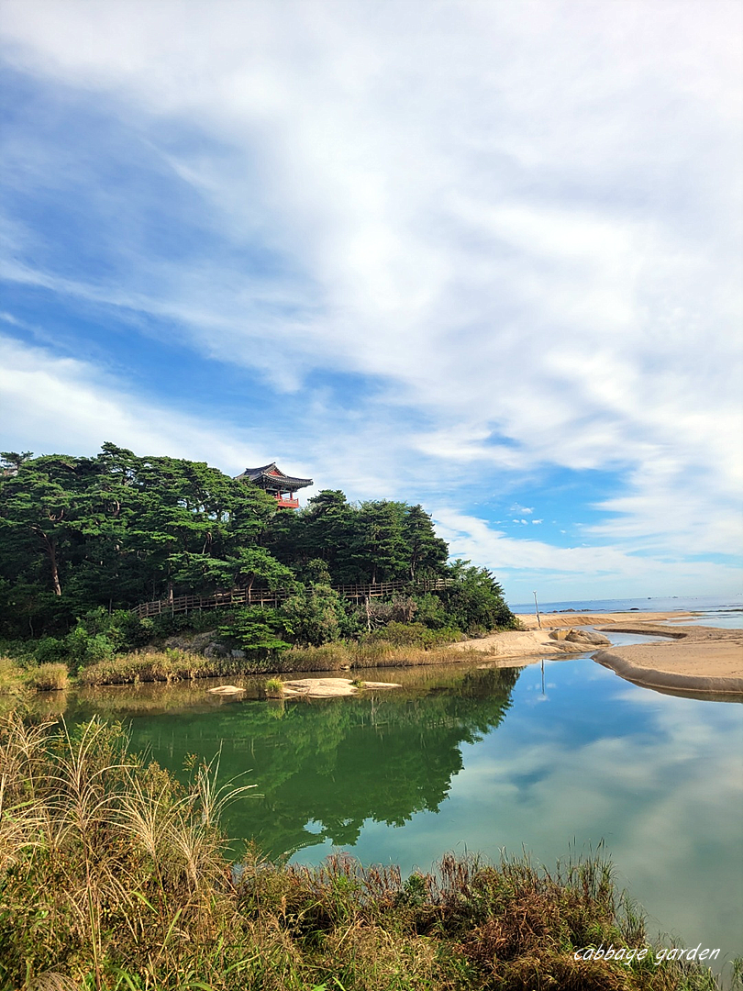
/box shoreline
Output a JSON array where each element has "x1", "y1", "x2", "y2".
[
  {"x1": 447, "y1": 611, "x2": 699, "y2": 666},
  {"x1": 510, "y1": 612, "x2": 743, "y2": 696}
]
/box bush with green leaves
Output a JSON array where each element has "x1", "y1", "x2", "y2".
[
  {"x1": 364, "y1": 621, "x2": 463, "y2": 649},
  {"x1": 440, "y1": 562, "x2": 516, "y2": 634},
  {"x1": 278, "y1": 583, "x2": 348, "y2": 646},
  {"x1": 33, "y1": 636, "x2": 68, "y2": 665},
  {"x1": 219, "y1": 607, "x2": 291, "y2": 664}
]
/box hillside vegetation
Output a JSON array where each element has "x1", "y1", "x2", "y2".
[{"x1": 0, "y1": 445, "x2": 514, "y2": 673}]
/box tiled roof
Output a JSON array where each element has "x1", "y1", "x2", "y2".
[{"x1": 234, "y1": 463, "x2": 313, "y2": 490}]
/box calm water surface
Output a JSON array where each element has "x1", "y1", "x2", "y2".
[{"x1": 69, "y1": 647, "x2": 743, "y2": 969}]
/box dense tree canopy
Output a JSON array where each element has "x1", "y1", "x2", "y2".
[{"x1": 0, "y1": 445, "x2": 514, "y2": 643}]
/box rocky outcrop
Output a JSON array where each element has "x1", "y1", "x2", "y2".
[
  {"x1": 164, "y1": 631, "x2": 229, "y2": 657},
  {"x1": 566, "y1": 629, "x2": 610, "y2": 645},
  {"x1": 207, "y1": 685, "x2": 246, "y2": 696},
  {"x1": 549, "y1": 628, "x2": 610, "y2": 645},
  {"x1": 280, "y1": 677, "x2": 402, "y2": 698}
]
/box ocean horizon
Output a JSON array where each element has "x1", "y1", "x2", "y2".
[{"x1": 508, "y1": 593, "x2": 743, "y2": 619}]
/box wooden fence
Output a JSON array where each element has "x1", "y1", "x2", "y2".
[{"x1": 131, "y1": 576, "x2": 454, "y2": 620}]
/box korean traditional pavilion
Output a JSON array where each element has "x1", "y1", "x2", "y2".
[{"x1": 234, "y1": 463, "x2": 313, "y2": 509}]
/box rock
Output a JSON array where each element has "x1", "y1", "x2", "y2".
[
  {"x1": 230, "y1": 649, "x2": 246, "y2": 658},
  {"x1": 207, "y1": 685, "x2": 246, "y2": 696},
  {"x1": 549, "y1": 629, "x2": 571, "y2": 641},
  {"x1": 204, "y1": 643, "x2": 228, "y2": 658},
  {"x1": 165, "y1": 631, "x2": 220, "y2": 653},
  {"x1": 565, "y1": 629, "x2": 611, "y2": 645},
  {"x1": 281, "y1": 677, "x2": 402, "y2": 698}
]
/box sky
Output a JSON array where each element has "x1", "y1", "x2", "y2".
[{"x1": 1, "y1": 0, "x2": 741, "y2": 604}]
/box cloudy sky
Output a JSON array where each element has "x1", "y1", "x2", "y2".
[{"x1": 1, "y1": 0, "x2": 741, "y2": 603}]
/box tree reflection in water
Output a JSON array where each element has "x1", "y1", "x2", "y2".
[{"x1": 120, "y1": 666, "x2": 520, "y2": 858}]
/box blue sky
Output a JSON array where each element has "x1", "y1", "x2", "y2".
[{"x1": 1, "y1": 0, "x2": 741, "y2": 602}]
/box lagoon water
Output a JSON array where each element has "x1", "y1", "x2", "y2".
[{"x1": 70, "y1": 635, "x2": 743, "y2": 971}]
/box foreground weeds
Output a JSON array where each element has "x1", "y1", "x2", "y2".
[{"x1": 0, "y1": 714, "x2": 736, "y2": 991}]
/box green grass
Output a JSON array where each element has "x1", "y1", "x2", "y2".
[{"x1": 0, "y1": 714, "x2": 737, "y2": 991}]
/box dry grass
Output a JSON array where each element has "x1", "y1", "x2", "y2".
[
  {"x1": 76, "y1": 641, "x2": 464, "y2": 686},
  {"x1": 278, "y1": 640, "x2": 457, "y2": 672},
  {"x1": 77, "y1": 649, "x2": 239, "y2": 686},
  {"x1": 27, "y1": 663, "x2": 69, "y2": 692}
]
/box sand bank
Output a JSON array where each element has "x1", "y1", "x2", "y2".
[
  {"x1": 459, "y1": 614, "x2": 742, "y2": 695},
  {"x1": 593, "y1": 623, "x2": 743, "y2": 696},
  {"x1": 450, "y1": 612, "x2": 690, "y2": 665},
  {"x1": 447, "y1": 628, "x2": 591, "y2": 662}
]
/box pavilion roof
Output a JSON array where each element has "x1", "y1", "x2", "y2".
[{"x1": 234, "y1": 463, "x2": 313, "y2": 491}]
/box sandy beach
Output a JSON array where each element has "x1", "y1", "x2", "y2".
[
  {"x1": 446, "y1": 626, "x2": 594, "y2": 662},
  {"x1": 515, "y1": 611, "x2": 694, "y2": 630},
  {"x1": 446, "y1": 613, "x2": 743, "y2": 696},
  {"x1": 446, "y1": 612, "x2": 695, "y2": 665}
]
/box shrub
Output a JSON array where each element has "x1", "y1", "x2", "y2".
[
  {"x1": 219, "y1": 607, "x2": 291, "y2": 662},
  {"x1": 265, "y1": 677, "x2": 284, "y2": 695},
  {"x1": 279, "y1": 584, "x2": 346, "y2": 646},
  {"x1": 364, "y1": 622, "x2": 463, "y2": 649},
  {"x1": 33, "y1": 636, "x2": 67, "y2": 664}
]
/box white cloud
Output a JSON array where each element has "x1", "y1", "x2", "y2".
[
  {"x1": 0, "y1": 0, "x2": 741, "y2": 593},
  {"x1": 0, "y1": 334, "x2": 266, "y2": 472},
  {"x1": 432, "y1": 507, "x2": 742, "y2": 599}
]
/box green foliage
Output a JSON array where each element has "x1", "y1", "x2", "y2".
[
  {"x1": 414, "y1": 591, "x2": 449, "y2": 629},
  {"x1": 219, "y1": 607, "x2": 292, "y2": 662},
  {"x1": 365, "y1": 621, "x2": 462, "y2": 649},
  {"x1": 279, "y1": 584, "x2": 347, "y2": 646},
  {"x1": 440, "y1": 561, "x2": 516, "y2": 634},
  {"x1": 1, "y1": 443, "x2": 516, "y2": 650},
  {"x1": 0, "y1": 444, "x2": 278, "y2": 637},
  {"x1": 34, "y1": 635, "x2": 68, "y2": 664}
]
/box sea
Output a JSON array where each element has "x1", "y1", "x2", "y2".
[{"x1": 508, "y1": 594, "x2": 743, "y2": 629}]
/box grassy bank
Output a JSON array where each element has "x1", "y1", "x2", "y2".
[
  {"x1": 74, "y1": 642, "x2": 462, "y2": 686},
  {"x1": 0, "y1": 714, "x2": 737, "y2": 991},
  {"x1": 0, "y1": 640, "x2": 472, "y2": 691}
]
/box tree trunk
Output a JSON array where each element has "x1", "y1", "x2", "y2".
[{"x1": 40, "y1": 532, "x2": 62, "y2": 596}]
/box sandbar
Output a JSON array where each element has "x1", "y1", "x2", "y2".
[
  {"x1": 460, "y1": 613, "x2": 742, "y2": 696},
  {"x1": 592, "y1": 623, "x2": 743, "y2": 696},
  {"x1": 515, "y1": 611, "x2": 693, "y2": 630}
]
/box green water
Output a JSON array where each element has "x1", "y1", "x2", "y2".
[{"x1": 66, "y1": 655, "x2": 743, "y2": 971}]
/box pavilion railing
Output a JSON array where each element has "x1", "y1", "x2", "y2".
[{"x1": 131, "y1": 576, "x2": 454, "y2": 619}]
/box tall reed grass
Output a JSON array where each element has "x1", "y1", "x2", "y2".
[
  {"x1": 75, "y1": 641, "x2": 463, "y2": 687},
  {"x1": 0, "y1": 713, "x2": 736, "y2": 991},
  {"x1": 27, "y1": 662, "x2": 69, "y2": 692}
]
